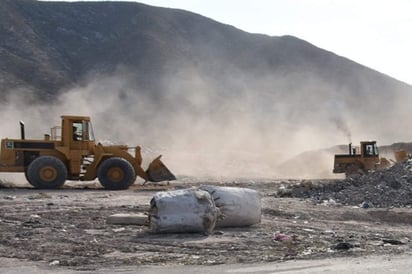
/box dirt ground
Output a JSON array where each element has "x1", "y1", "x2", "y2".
[{"x1": 0, "y1": 177, "x2": 412, "y2": 272}]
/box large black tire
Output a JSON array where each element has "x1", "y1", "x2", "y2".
[
  {"x1": 97, "y1": 157, "x2": 136, "y2": 190},
  {"x1": 26, "y1": 156, "x2": 67, "y2": 189}
]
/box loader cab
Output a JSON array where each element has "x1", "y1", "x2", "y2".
[
  {"x1": 359, "y1": 141, "x2": 380, "y2": 171},
  {"x1": 60, "y1": 115, "x2": 95, "y2": 151},
  {"x1": 360, "y1": 141, "x2": 378, "y2": 158}
]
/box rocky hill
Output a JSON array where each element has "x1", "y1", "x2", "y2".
[
  {"x1": 1, "y1": 0, "x2": 411, "y2": 178},
  {"x1": 1, "y1": 1, "x2": 410, "y2": 97}
]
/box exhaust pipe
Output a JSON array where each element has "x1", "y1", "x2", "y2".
[
  {"x1": 348, "y1": 142, "x2": 352, "y2": 155},
  {"x1": 19, "y1": 121, "x2": 25, "y2": 140}
]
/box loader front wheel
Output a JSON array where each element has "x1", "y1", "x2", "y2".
[
  {"x1": 97, "y1": 157, "x2": 136, "y2": 190},
  {"x1": 26, "y1": 156, "x2": 67, "y2": 189}
]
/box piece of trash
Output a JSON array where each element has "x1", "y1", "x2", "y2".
[
  {"x1": 113, "y1": 227, "x2": 126, "y2": 233},
  {"x1": 361, "y1": 201, "x2": 370, "y2": 209},
  {"x1": 49, "y1": 260, "x2": 60, "y2": 266},
  {"x1": 28, "y1": 193, "x2": 52, "y2": 200},
  {"x1": 322, "y1": 198, "x2": 337, "y2": 206},
  {"x1": 334, "y1": 242, "x2": 353, "y2": 250},
  {"x1": 4, "y1": 195, "x2": 16, "y2": 200},
  {"x1": 302, "y1": 249, "x2": 313, "y2": 255},
  {"x1": 273, "y1": 233, "x2": 292, "y2": 242},
  {"x1": 382, "y1": 239, "x2": 405, "y2": 245}
]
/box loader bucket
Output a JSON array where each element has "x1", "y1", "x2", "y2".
[
  {"x1": 146, "y1": 155, "x2": 176, "y2": 182},
  {"x1": 395, "y1": 150, "x2": 408, "y2": 162}
]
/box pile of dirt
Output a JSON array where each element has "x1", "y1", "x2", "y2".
[{"x1": 285, "y1": 160, "x2": 412, "y2": 208}]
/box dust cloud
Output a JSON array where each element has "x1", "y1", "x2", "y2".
[
  {"x1": 331, "y1": 117, "x2": 352, "y2": 143},
  {"x1": 0, "y1": 65, "x2": 411, "y2": 180}
]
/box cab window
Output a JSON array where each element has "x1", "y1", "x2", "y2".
[
  {"x1": 84, "y1": 121, "x2": 95, "y2": 141},
  {"x1": 72, "y1": 122, "x2": 83, "y2": 141},
  {"x1": 364, "y1": 144, "x2": 376, "y2": 156}
]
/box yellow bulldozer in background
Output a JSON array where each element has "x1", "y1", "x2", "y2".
[
  {"x1": 0, "y1": 115, "x2": 176, "y2": 189},
  {"x1": 333, "y1": 141, "x2": 391, "y2": 176}
]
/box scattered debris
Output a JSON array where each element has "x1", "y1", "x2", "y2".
[
  {"x1": 49, "y1": 260, "x2": 60, "y2": 266},
  {"x1": 273, "y1": 233, "x2": 292, "y2": 242},
  {"x1": 334, "y1": 242, "x2": 353, "y2": 250},
  {"x1": 382, "y1": 239, "x2": 405, "y2": 245},
  {"x1": 112, "y1": 227, "x2": 126, "y2": 233},
  {"x1": 361, "y1": 201, "x2": 370, "y2": 209},
  {"x1": 28, "y1": 193, "x2": 52, "y2": 200},
  {"x1": 288, "y1": 160, "x2": 412, "y2": 207},
  {"x1": 0, "y1": 178, "x2": 411, "y2": 269}
]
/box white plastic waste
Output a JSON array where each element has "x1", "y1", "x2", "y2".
[
  {"x1": 200, "y1": 185, "x2": 261, "y2": 227},
  {"x1": 149, "y1": 188, "x2": 219, "y2": 234}
]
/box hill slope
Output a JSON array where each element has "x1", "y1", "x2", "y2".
[{"x1": 1, "y1": 1, "x2": 410, "y2": 95}]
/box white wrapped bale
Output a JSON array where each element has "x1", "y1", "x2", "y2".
[
  {"x1": 200, "y1": 185, "x2": 261, "y2": 227},
  {"x1": 149, "y1": 188, "x2": 219, "y2": 234}
]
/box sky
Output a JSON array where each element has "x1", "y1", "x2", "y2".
[{"x1": 47, "y1": 0, "x2": 412, "y2": 85}]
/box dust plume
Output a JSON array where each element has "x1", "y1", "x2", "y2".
[
  {"x1": 331, "y1": 117, "x2": 352, "y2": 143},
  {"x1": 1, "y1": 63, "x2": 412, "y2": 180}
]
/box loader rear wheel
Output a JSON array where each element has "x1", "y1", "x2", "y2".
[
  {"x1": 97, "y1": 157, "x2": 136, "y2": 190},
  {"x1": 26, "y1": 156, "x2": 67, "y2": 189}
]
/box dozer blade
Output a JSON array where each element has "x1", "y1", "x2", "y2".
[{"x1": 145, "y1": 155, "x2": 176, "y2": 182}]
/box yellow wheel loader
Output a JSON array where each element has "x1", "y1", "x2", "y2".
[
  {"x1": 333, "y1": 141, "x2": 390, "y2": 176},
  {"x1": 0, "y1": 115, "x2": 176, "y2": 189}
]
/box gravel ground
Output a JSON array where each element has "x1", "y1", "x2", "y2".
[{"x1": 0, "y1": 170, "x2": 412, "y2": 272}]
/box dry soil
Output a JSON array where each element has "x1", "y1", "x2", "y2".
[{"x1": 0, "y1": 174, "x2": 411, "y2": 272}]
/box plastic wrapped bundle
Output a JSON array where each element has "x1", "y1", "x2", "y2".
[
  {"x1": 200, "y1": 185, "x2": 261, "y2": 227},
  {"x1": 149, "y1": 188, "x2": 219, "y2": 234}
]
